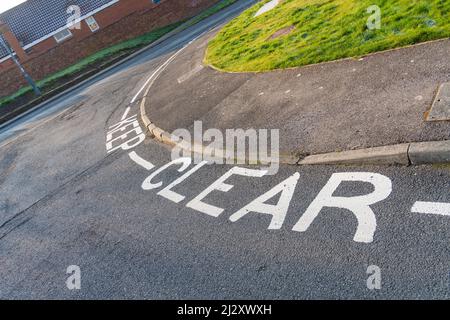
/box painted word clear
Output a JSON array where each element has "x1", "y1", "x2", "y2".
[{"x1": 132, "y1": 154, "x2": 393, "y2": 244}]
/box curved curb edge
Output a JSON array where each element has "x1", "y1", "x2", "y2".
[{"x1": 140, "y1": 96, "x2": 450, "y2": 166}]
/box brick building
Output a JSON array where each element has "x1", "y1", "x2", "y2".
[{"x1": 0, "y1": 0, "x2": 219, "y2": 98}]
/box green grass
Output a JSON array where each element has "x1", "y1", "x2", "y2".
[
  {"x1": 205, "y1": 0, "x2": 450, "y2": 72},
  {"x1": 0, "y1": 0, "x2": 239, "y2": 108}
]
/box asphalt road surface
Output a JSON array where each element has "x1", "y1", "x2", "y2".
[{"x1": 1, "y1": 0, "x2": 450, "y2": 299}]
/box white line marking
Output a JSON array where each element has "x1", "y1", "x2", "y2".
[
  {"x1": 130, "y1": 35, "x2": 201, "y2": 104},
  {"x1": 411, "y1": 201, "x2": 450, "y2": 216},
  {"x1": 128, "y1": 151, "x2": 155, "y2": 170},
  {"x1": 121, "y1": 107, "x2": 131, "y2": 121},
  {"x1": 130, "y1": 49, "x2": 184, "y2": 103}
]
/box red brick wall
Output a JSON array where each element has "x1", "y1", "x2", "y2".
[{"x1": 0, "y1": 0, "x2": 220, "y2": 98}]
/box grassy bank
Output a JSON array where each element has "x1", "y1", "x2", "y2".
[
  {"x1": 205, "y1": 0, "x2": 450, "y2": 72},
  {"x1": 0, "y1": 0, "x2": 239, "y2": 109}
]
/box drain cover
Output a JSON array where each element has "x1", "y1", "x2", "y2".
[{"x1": 427, "y1": 82, "x2": 450, "y2": 121}]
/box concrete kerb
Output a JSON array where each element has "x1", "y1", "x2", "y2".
[
  {"x1": 409, "y1": 140, "x2": 450, "y2": 165},
  {"x1": 138, "y1": 60, "x2": 450, "y2": 166},
  {"x1": 140, "y1": 93, "x2": 450, "y2": 166},
  {"x1": 140, "y1": 91, "x2": 450, "y2": 166},
  {"x1": 299, "y1": 144, "x2": 411, "y2": 166}
]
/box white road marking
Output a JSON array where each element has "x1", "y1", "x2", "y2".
[
  {"x1": 121, "y1": 107, "x2": 131, "y2": 121},
  {"x1": 411, "y1": 201, "x2": 450, "y2": 216},
  {"x1": 229, "y1": 172, "x2": 300, "y2": 230},
  {"x1": 130, "y1": 37, "x2": 200, "y2": 104},
  {"x1": 108, "y1": 114, "x2": 138, "y2": 132},
  {"x1": 128, "y1": 151, "x2": 155, "y2": 171},
  {"x1": 186, "y1": 167, "x2": 268, "y2": 217},
  {"x1": 130, "y1": 154, "x2": 450, "y2": 242},
  {"x1": 292, "y1": 172, "x2": 392, "y2": 243},
  {"x1": 142, "y1": 157, "x2": 191, "y2": 190},
  {"x1": 158, "y1": 161, "x2": 209, "y2": 203},
  {"x1": 130, "y1": 55, "x2": 176, "y2": 103},
  {"x1": 130, "y1": 33, "x2": 205, "y2": 104},
  {"x1": 106, "y1": 114, "x2": 145, "y2": 153}
]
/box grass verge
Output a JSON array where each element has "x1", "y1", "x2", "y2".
[{"x1": 205, "y1": 0, "x2": 450, "y2": 72}]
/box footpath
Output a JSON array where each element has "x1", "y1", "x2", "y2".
[{"x1": 140, "y1": 32, "x2": 450, "y2": 165}]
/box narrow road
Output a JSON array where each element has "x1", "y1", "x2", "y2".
[{"x1": 0, "y1": 0, "x2": 449, "y2": 299}]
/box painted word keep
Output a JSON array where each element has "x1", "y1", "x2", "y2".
[{"x1": 106, "y1": 114, "x2": 145, "y2": 153}]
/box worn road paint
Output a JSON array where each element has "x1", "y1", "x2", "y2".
[
  {"x1": 121, "y1": 107, "x2": 131, "y2": 121},
  {"x1": 141, "y1": 158, "x2": 192, "y2": 190},
  {"x1": 229, "y1": 172, "x2": 300, "y2": 230},
  {"x1": 292, "y1": 172, "x2": 392, "y2": 243},
  {"x1": 186, "y1": 167, "x2": 268, "y2": 217},
  {"x1": 121, "y1": 152, "x2": 449, "y2": 243},
  {"x1": 106, "y1": 114, "x2": 145, "y2": 153},
  {"x1": 130, "y1": 51, "x2": 182, "y2": 103},
  {"x1": 411, "y1": 201, "x2": 450, "y2": 216},
  {"x1": 158, "y1": 161, "x2": 209, "y2": 203},
  {"x1": 129, "y1": 151, "x2": 155, "y2": 171},
  {"x1": 177, "y1": 64, "x2": 204, "y2": 84},
  {"x1": 130, "y1": 41, "x2": 197, "y2": 103},
  {"x1": 130, "y1": 32, "x2": 205, "y2": 104}
]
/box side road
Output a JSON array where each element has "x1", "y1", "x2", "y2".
[
  {"x1": 139, "y1": 31, "x2": 450, "y2": 166},
  {"x1": 0, "y1": 0, "x2": 258, "y2": 128}
]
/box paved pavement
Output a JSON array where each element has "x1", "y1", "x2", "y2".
[
  {"x1": 144, "y1": 32, "x2": 450, "y2": 155},
  {"x1": 1, "y1": 0, "x2": 450, "y2": 299}
]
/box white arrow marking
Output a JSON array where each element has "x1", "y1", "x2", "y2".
[
  {"x1": 411, "y1": 201, "x2": 450, "y2": 216},
  {"x1": 129, "y1": 151, "x2": 155, "y2": 171}
]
